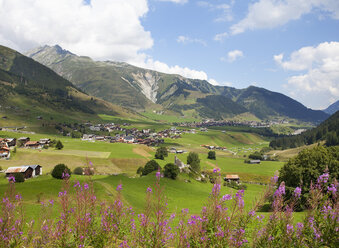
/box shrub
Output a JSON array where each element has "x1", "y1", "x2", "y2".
[
  {"x1": 142, "y1": 160, "x2": 160, "y2": 176},
  {"x1": 207, "y1": 150, "x2": 216, "y2": 160},
  {"x1": 136, "y1": 166, "x2": 143, "y2": 175},
  {"x1": 13, "y1": 173, "x2": 25, "y2": 183},
  {"x1": 51, "y1": 164, "x2": 71, "y2": 179},
  {"x1": 73, "y1": 167, "x2": 83, "y2": 175},
  {"x1": 155, "y1": 146, "x2": 168, "y2": 160},
  {"x1": 55, "y1": 140, "x2": 64, "y2": 150},
  {"x1": 163, "y1": 163, "x2": 180, "y2": 179},
  {"x1": 223, "y1": 180, "x2": 247, "y2": 190}
]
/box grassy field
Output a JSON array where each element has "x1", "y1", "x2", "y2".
[{"x1": 0, "y1": 123, "x2": 289, "y2": 223}]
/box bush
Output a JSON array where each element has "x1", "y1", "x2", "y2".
[
  {"x1": 136, "y1": 166, "x2": 143, "y2": 175},
  {"x1": 142, "y1": 160, "x2": 160, "y2": 176},
  {"x1": 163, "y1": 163, "x2": 180, "y2": 179},
  {"x1": 248, "y1": 151, "x2": 262, "y2": 160},
  {"x1": 13, "y1": 173, "x2": 25, "y2": 183},
  {"x1": 52, "y1": 164, "x2": 71, "y2": 179},
  {"x1": 207, "y1": 151, "x2": 216, "y2": 160},
  {"x1": 55, "y1": 140, "x2": 64, "y2": 150},
  {"x1": 73, "y1": 167, "x2": 83, "y2": 175},
  {"x1": 155, "y1": 147, "x2": 168, "y2": 160},
  {"x1": 223, "y1": 181, "x2": 247, "y2": 190}
]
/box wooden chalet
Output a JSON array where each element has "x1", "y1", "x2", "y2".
[
  {"x1": 24, "y1": 141, "x2": 41, "y2": 149},
  {"x1": 224, "y1": 174, "x2": 240, "y2": 183},
  {"x1": 5, "y1": 165, "x2": 42, "y2": 179},
  {"x1": 0, "y1": 146, "x2": 10, "y2": 159}
]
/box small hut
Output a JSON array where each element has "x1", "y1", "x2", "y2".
[{"x1": 224, "y1": 174, "x2": 240, "y2": 184}]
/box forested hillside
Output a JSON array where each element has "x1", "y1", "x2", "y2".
[{"x1": 270, "y1": 111, "x2": 339, "y2": 149}]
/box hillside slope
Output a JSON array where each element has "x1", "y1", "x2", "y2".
[
  {"x1": 323, "y1": 100, "x2": 339, "y2": 115},
  {"x1": 0, "y1": 45, "x2": 138, "y2": 126}
]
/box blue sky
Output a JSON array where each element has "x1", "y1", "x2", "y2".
[{"x1": 0, "y1": 0, "x2": 338, "y2": 109}]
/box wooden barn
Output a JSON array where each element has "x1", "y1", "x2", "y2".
[{"x1": 5, "y1": 165, "x2": 42, "y2": 179}]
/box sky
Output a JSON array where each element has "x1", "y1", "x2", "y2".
[{"x1": 0, "y1": 0, "x2": 338, "y2": 109}]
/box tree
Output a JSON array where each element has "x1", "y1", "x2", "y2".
[
  {"x1": 142, "y1": 160, "x2": 160, "y2": 176},
  {"x1": 136, "y1": 166, "x2": 143, "y2": 175},
  {"x1": 187, "y1": 152, "x2": 200, "y2": 173},
  {"x1": 207, "y1": 151, "x2": 216, "y2": 160},
  {"x1": 73, "y1": 167, "x2": 83, "y2": 175},
  {"x1": 164, "y1": 163, "x2": 180, "y2": 179},
  {"x1": 55, "y1": 140, "x2": 64, "y2": 150},
  {"x1": 155, "y1": 146, "x2": 168, "y2": 160},
  {"x1": 52, "y1": 164, "x2": 71, "y2": 179},
  {"x1": 279, "y1": 146, "x2": 339, "y2": 209}
]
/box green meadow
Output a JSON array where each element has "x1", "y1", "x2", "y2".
[{"x1": 0, "y1": 121, "x2": 286, "y2": 221}]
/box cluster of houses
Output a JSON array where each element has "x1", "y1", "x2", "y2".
[
  {"x1": 1, "y1": 165, "x2": 42, "y2": 179},
  {"x1": 82, "y1": 126, "x2": 196, "y2": 146},
  {"x1": 178, "y1": 119, "x2": 272, "y2": 128},
  {"x1": 17, "y1": 137, "x2": 51, "y2": 149},
  {"x1": 0, "y1": 137, "x2": 52, "y2": 160}
]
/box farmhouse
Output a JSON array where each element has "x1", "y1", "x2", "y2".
[
  {"x1": 39, "y1": 138, "x2": 50, "y2": 145},
  {"x1": 24, "y1": 141, "x2": 41, "y2": 149},
  {"x1": 0, "y1": 146, "x2": 10, "y2": 159},
  {"x1": 18, "y1": 137, "x2": 30, "y2": 146},
  {"x1": 5, "y1": 165, "x2": 42, "y2": 179},
  {"x1": 224, "y1": 174, "x2": 240, "y2": 183}
]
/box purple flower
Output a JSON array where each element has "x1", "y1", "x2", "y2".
[
  {"x1": 272, "y1": 175, "x2": 279, "y2": 183},
  {"x1": 15, "y1": 194, "x2": 22, "y2": 200},
  {"x1": 84, "y1": 183, "x2": 89, "y2": 190},
  {"x1": 274, "y1": 182, "x2": 285, "y2": 197},
  {"x1": 146, "y1": 187, "x2": 152, "y2": 193},
  {"x1": 221, "y1": 194, "x2": 232, "y2": 201},
  {"x1": 328, "y1": 184, "x2": 337, "y2": 194},
  {"x1": 116, "y1": 184, "x2": 123, "y2": 192},
  {"x1": 156, "y1": 171, "x2": 161, "y2": 180},
  {"x1": 294, "y1": 187, "x2": 302, "y2": 198},
  {"x1": 8, "y1": 175, "x2": 15, "y2": 183},
  {"x1": 213, "y1": 168, "x2": 220, "y2": 173},
  {"x1": 317, "y1": 173, "x2": 329, "y2": 184},
  {"x1": 212, "y1": 183, "x2": 221, "y2": 196},
  {"x1": 249, "y1": 210, "x2": 255, "y2": 217},
  {"x1": 286, "y1": 224, "x2": 294, "y2": 234}
]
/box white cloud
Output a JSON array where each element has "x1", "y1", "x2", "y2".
[
  {"x1": 141, "y1": 59, "x2": 208, "y2": 80},
  {"x1": 275, "y1": 41, "x2": 339, "y2": 109},
  {"x1": 230, "y1": 0, "x2": 339, "y2": 35},
  {"x1": 208, "y1": 79, "x2": 232, "y2": 86},
  {"x1": 214, "y1": 32, "x2": 228, "y2": 42},
  {"x1": 0, "y1": 0, "x2": 152, "y2": 62},
  {"x1": 198, "y1": 1, "x2": 233, "y2": 22},
  {"x1": 0, "y1": 0, "x2": 214, "y2": 83},
  {"x1": 226, "y1": 50, "x2": 244, "y2": 62},
  {"x1": 177, "y1": 35, "x2": 207, "y2": 46}
]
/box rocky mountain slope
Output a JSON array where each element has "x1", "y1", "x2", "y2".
[{"x1": 26, "y1": 45, "x2": 329, "y2": 123}]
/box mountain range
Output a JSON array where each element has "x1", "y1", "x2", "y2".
[{"x1": 25, "y1": 45, "x2": 329, "y2": 123}]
